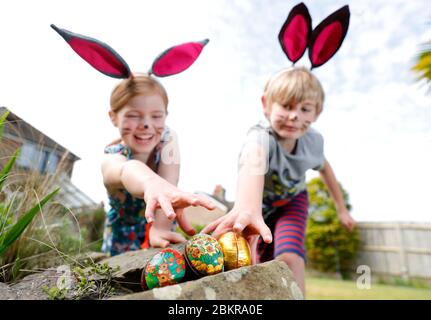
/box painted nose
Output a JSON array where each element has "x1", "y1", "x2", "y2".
[
  {"x1": 144, "y1": 124, "x2": 149, "y2": 129},
  {"x1": 288, "y1": 112, "x2": 298, "y2": 121}
]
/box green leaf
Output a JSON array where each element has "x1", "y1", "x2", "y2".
[
  {"x1": 0, "y1": 110, "x2": 9, "y2": 138},
  {"x1": 412, "y1": 40, "x2": 431, "y2": 88},
  {"x1": 0, "y1": 187, "x2": 60, "y2": 256},
  {"x1": 11, "y1": 256, "x2": 22, "y2": 280},
  {"x1": 0, "y1": 148, "x2": 20, "y2": 191}
]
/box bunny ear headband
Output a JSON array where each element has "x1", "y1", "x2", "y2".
[
  {"x1": 278, "y1": 2, "x2": 350, "y2": 69},
  {"x1": 51, "y1": 24, "x2": 209, "y2": 79}
]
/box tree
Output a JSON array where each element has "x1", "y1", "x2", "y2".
[
  {"x1": 305, "y1": 177, "x2": 360, "y2": 279},
  {"x1": 412, "y1": 39, "x2": 431, "y2": 89}
]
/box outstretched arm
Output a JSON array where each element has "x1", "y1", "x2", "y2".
[
  {"x1": 150, "y1": 134, "x2": 197, "y2": 247},
  {"x1": 101, "y1": 153, "x2": 215, "y2": 225},
  {"x1": 319, "y1": 159, "x2": 356, "y2": 231},
  {"x1": 202, "y1": 142, "x2": 272, "y2": 244}
]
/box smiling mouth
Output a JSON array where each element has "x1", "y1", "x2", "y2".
[
  {"x1": 134, "y1": 134, "x2": 154, "y2": 143},
  {"x1": 283, "y1": 126, "x2": 298, "y2": 132}
]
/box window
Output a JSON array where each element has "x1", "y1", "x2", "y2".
[
  {"x1": 16, "y1": 142, "x2": 59, "y2": 174},
  {"x1": 45, "y1": 152, "x2": 59, "y2": 174}
]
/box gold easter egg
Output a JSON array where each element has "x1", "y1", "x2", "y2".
[{"x1": 218, "y1": 232, "x2": 252, "y2": 270}]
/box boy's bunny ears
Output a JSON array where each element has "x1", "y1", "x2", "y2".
[
  {"x1": 51, "y1": 24, "x2": 209, "y2": 79},
  {"x1": 278, "y1": 3, "x2": 350, "y2": 69}
]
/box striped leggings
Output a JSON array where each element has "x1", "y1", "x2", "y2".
[{"x1": 257, "y1": 190, "x2": 309, "y2": 262}]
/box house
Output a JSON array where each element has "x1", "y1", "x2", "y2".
[{"x1": 0, "y1": 106, "x2": 99, "y2": 213}]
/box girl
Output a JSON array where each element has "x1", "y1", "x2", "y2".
[{"x1": 52, "y1": 25, "x2": 214, "y2": 256}]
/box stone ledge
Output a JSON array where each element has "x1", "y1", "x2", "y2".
[
  {"x1": 0, "y1": 246, "x2": 303, "y2": 300},
  {"x1": 110, "y1": 260, "x2": 303, "y2": 300}
]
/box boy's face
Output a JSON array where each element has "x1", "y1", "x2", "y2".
[
  {"x1": 109, "y1": 94, "x2": 167, "y2": 155},
  {"x1": 263, "y1": 97, "x2": 318, "y2": 141}
]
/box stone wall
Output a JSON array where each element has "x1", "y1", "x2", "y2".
[{"x1": 0, "y1": 245, "x2": 303, "y2": 300}]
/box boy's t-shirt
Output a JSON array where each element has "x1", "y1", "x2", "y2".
[{"x1": 240, "y1": 121, "x2": 325, "y2": 219}]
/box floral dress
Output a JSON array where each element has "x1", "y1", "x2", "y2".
[{"x1": 101, "y1": 128, "x2": 170, "y2": 256}]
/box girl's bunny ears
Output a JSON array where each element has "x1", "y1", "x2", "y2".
[
  {"x1": 278, "y1": 3, "x2": 350, "y2": 69},
  {"x1": 51, "y1": 24, "x2": 209, "y2": 79}
]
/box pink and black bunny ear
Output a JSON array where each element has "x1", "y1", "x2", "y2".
[
  {"x1": 51, "y1": 24, "x2": 131, "y2": 79},
  {"x1": 308, "y1": 5, "x2": 350, "y2": 69},
  {"x1": 149, "y1": 39, "x2": 209, "y2": 77},
  {"x1": 278, "y1": 2, "x2": 312, "y2": 64}
]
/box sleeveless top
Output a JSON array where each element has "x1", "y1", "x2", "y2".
[{"x1": 101, "y1": 127, "x2": 171, "y2": 256}]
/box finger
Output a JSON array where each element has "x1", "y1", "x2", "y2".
[
  {"x1": 232, "y1": 214, "x2": 251, "y2": 234},
  {"x1": 211, "y1": 223, "x2": 232, "y2": 239},
  {"x1": 192, "y1": 194, "x2": 216, "y2": 210},
  {"x1": 343, "y1": 219, "x2": 351, "y2": 231},
  {"x1": 150, "y1": 237, "x2": 169, "y2": 248},
  {"x1": 246, "y1": 235, "x2": 259, "y2": 265},
  {"x1": 158, "y1": 196, "x2": 176, "y2": 220},
  {"x1": 179, "y1": 193, "x2": 215, "y2": 210},
  {"x1": 247, "y1": 235, "x2": 260, "y2": 248},
  {"x1": 175, "y1": 208, "x2": 196, "y2": 236},
  {"x1": 210, "y1": 214, "x2": 239, "y2": 238},
  {"x1": 166, "y1": 231, "x2": 187, "y2": 244},
  {"x1": 145, "y1": 198, "x2": 157, "y2": 224},
  {"x1": 178, "y1": 193, "x2": 205, "y2": 208},
  {"x1": 256, "y1": 220, "x2": 273, "y2": 243},
  {"x1": 168, "y1": 193, "x2": 192, "y2": 210},
  {"x1": 201, "y1": 215, "x2": 226, "y2": 234}
]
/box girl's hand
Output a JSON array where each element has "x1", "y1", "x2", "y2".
[
  {"x1": 143, "y1": 175, "x2": 215, "y2": 229},
  {"x1": 149, "y1": 224, "x2": 187, "y2": 248},
  {"x1": 201, "y1": 207, "x2": 273, "y2": 244},
  {"x1": 338, "y1": 208, "x2": 356, "y2": 232}
]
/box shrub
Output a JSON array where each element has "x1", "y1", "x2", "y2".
[
  {"x1": 76, "y1": 207, "x2": 106, "y2": 252},
  {"x1": 305, "y1": 177, "x2": 360, "y2": 279}
]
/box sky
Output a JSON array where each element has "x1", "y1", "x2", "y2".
[{"x1": 1, "y1": 0, "x2": 431, "y2": 222}]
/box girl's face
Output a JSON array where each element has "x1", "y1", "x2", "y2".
[
  {"x1": 264, "y1": 97, "x2": 318, "y2": 141},
  {"x1": 110, "y1": 94, "x2": 167, "y2": 156}
]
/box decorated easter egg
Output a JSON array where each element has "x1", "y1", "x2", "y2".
[
  {"x1": 218, "y1": 232, "x2": 252, "y2": 270},
  {"x1": 185, "y1": 234, "x2": 224, "y2": 276},
  {"x1": 141, "y1": 248, "x2": 186, "y2": 290}
]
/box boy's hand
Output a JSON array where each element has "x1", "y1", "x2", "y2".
[
  {"x1": 338, "y1": 208, "x2": 356, "y2": 232},
  {"x1": 201, "y1": 207, "x2": 273, "y2": 244},
  {"x1": 143, "y1": 175, "x2": 215, "y2": 228},
  {"x1": 149, "y1": 224, "x2": 187, "y2": 248}
]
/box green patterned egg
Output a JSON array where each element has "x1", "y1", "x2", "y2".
[
  {"x1": 141, "y1": 248, "x2": 186, "y2": 290},
  {"x1": 184, "y1": 234, "x2": 224, "y2": 276}
]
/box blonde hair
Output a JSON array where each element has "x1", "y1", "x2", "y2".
[
  {"x1": 110, "y1": 74, "x2": 169, "y2": 113},
  {"x1": 263, "y1": 67, "x2": 324, "y2": 115}
]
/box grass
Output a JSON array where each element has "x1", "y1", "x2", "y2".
[
  {"x1": 0, "y1": 114, "x2": 102, "y2": 282},
  {"x1": 305, "y1": 276, "x2": 431, "y2": 300}
]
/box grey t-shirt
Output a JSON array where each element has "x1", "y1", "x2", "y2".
[{"x1": 240, "y1": 121, "x2": 325, "y2": 218}]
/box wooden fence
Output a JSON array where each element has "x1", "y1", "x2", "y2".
[{"x1": 356, "y1": 222, "x2": 431, "y2": 280}]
